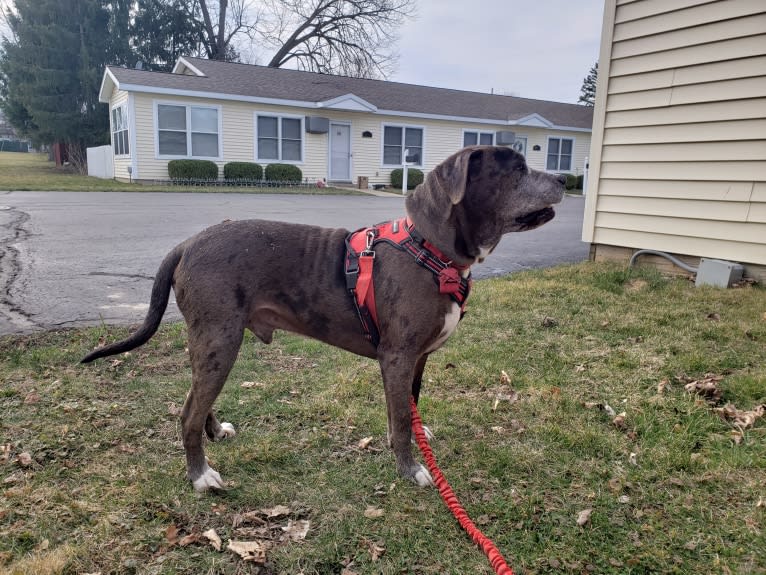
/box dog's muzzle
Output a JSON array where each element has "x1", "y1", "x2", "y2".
[{"x1": 515, "y1": 206, "x2": 556, "y2": 228}]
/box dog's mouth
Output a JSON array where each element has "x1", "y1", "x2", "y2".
[{"x1": 515, "y1": 206, "x2": 556, "y2": 229}]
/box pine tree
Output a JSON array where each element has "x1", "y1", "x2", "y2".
[
  {"x1": 578, "y1": 62, "x2": 598, "y2": 106},
  {"x1": 0, "y1": 0, "x2": 112, "y2": 169}
]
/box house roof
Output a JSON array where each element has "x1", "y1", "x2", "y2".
[{"x1": 100, "y1": 56, "x2": 593, "y2": 131}]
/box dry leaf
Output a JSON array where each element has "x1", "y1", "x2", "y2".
[
  {"x1": 17, "y1": 452, "x2": 33, "y2": 467},
  {"x1": 357, "y1": 437, "x2": 373, "y2": 450},
  {"x1": 203, "y1": 528, "x2": 222, "y2": 551},
  {"x1": 576, "y1": 509, "x2": 592, "y2": 526},
  {"x1": 492, "y1": 391, "x2": 519, "y2": 411},
  {"x1": 341, "y1": 569, "x2": 360, "y2": 575},
  {"x1": 682, "y1": 374, "x2": 723, "y2": 403},
  {"x1": 167, "y1": 402, "x2": 182, "y2": 416},
  {"x1": 541, "y1": 316, "x2": 558, "y2": 327},
  {"x1": 575, "y1": 364, "x2": 586, "y2": 373},
  {"x1": 367, "y1": 541, "x2": 386, "y2": 561},
  {"x1": 500, "y1": 370, "x2": 511, "y2": 385},
  {"x1": 629, "y1": 452, "x2": 638, "y2": 466},
  {"x1": 227, "y1": 540, "x2": 267, "y2": 563},
  {"x1": 262, "y1": 505, "x2": 291, "y2": 518},
  {"x1": 241, "y1": 381, "x2": 262, "y2": 388},
  {"x1": 24, "y1": 392, "x2": 40, "y2": 404},
  {"x1": 612, "y1": 413, "x2": 627, "y2": 430},
  {"x1": 364, "y1": 506, "x2": 384, "y2": 519},
  {"x1": 657, "y1": 380, "x2": 669, "y2": 394},
  {"x1": 706, "y1": 313, "x2": 721, "y2": 321},
  {"x1": 165, "y1": 525, "x2": 180, "y2": 545},
  {"x1": 714, "y1": 403, "x2": 765, "y2": 430},
  {"x1": 179, "y1": 533, "x2": 205, "y2": 547},
  {"x1": 282, "y1": 519, "x2": 310, "y2": 541},
  {"x1": 491, "y1": 426, "x2": 504, "y2": 433}
]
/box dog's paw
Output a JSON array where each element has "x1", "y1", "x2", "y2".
[
  {"x1": 215, "y1": 422, "x2": 236, "y2": 440},
  {"x1": 411, "y1": 425, "x2": 435, "y2": 445},
  {"x1": 191, "y1": 463, "x2": 226, "y2": 492},
  {"x1": 412, "y1": 464, "x2": 434, "y2": 488}
]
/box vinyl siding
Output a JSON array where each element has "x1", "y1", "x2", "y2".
[
  {"x1": 583, "y1": 0, "x2": 766, "y2": 267},
  {"x1": 129, "y1": 92, "x2": 590, "y2": 185},
  {"x1": 109, "y1": 90, "x2": 131, "y2": 180}
]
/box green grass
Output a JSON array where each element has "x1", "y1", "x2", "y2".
[
  {"x1": 0, "y1": 152, "x2": 362, "y2": 195},
  {"x1": 1, "y1": 263, "x2": 764, "y2": 574}
]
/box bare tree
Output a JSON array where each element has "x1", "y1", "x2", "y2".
[{"x1": 194, "y1": 0, "x2": 415, "y2": 77}]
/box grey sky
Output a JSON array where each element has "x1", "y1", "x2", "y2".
[{"x1": 393, "y1": 0, "x2": 604, "y2": 104}]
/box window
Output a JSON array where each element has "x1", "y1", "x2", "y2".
[
  {"x1": 157, "y1": 103, "x2": 220, "y2": 158},
  {"x1": 256, "y1": 115, "x2": 303, "y2": 162},
  {"x1": 547, "y1": 137, "x2": 573, "y2": 171},
  {"x1": 463, "y1": 131, "x2": 493, "y2": 147},
  {"x1": 512, "y1": 136, "x2": 527, "y2": 156},
  {"x1": 111, "y1": 105, "x2": 129, "y2": 156},
  {"x1": 383, "y1": 125, "x2": 423, "y2": 166}
]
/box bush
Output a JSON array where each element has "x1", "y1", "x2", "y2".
[
  {"x1": 167, "y1": 159, "x2": 218, "y2": 180},
  {"x1": 560, "y1": 173, "x2": 577, "y2": 190},
  {"x1": 264, "y1": 163, "x2": 302, "y2": 183},
  {"x1": 390, "y1": 167, "x2": 424, "y2": 190},
  {"x1": 224, "y1": 162, "x2": 263, "y2": 180},
  {"x1": 575, "y1": 175, "x2": 584, "y2": 190}
]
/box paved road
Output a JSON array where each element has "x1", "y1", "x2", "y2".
[{"x1": 0, "y1": 191, "x2": 588, "y2": 336}]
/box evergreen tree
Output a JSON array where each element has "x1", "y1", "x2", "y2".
[
  {"x1": 0, "y1": 0, "x2": 112, "y2": 169},
  {"x1": 578, "y1": 62, "x2": 598, "y2": 106},
  {"x1": 132, "y1": 0, "x2": 205, "y2": 72}
]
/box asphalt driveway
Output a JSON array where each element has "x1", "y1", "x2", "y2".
[{"x1": 0, "y1": 192, "x2": 589, "y2": 336}]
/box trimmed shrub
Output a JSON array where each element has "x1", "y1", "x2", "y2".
[
  {"x1": 264, "y1": 163, "x2": 302, "y2": 183},
  {"x1": 390, "y1": 167, "x2": 424, "y2": 190},
  {"x1": 575, "y1": 174, "x2": 584, "y2": 190},
  {"x1": 560, "y1": 173, "x2": 577, "y2": 190},
  {"x1": 167, "y1": 159, "x2": 218, "y2": 180},
  {"x1": 224, "y1": 162, "x2": 263, "y2": 180}
]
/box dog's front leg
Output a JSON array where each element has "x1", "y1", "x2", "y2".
[{"x1": 379, "y1": 351, "x2": 434, "y2": 487}]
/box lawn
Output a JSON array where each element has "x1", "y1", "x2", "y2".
[
  {"x1": 1, "y1": 263, "x2": 764, "y2": 574},
  {"x1": 0, "y1": 152, "x2": 364, "y2": 195}
]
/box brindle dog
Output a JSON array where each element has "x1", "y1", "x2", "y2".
[{"x1": 82, "y1": 146, "x2": 565, "y2": 491}]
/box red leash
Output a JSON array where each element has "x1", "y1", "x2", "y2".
[{"x1": 409, "y1": 397, "x2": 514, "y2": 575}]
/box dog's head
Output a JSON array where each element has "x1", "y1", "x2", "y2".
[{"x1": 405, "y1": 145, "x2": 565, "y2": 265}]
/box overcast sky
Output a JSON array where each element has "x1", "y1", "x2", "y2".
[{"x1": 392, "y1": 0, "x2": 604, "y2": 104}]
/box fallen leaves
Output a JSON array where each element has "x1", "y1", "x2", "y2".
[
  {"x1": 681, "y1": 373, "x2": 724, "y2": 403},
  {"x1": 363, "y1": 506, "x2": 385, "y2": 519},
  {"x1": 576, "y1": 508, "x2": 592, "y2": 526},
  {"x1": 714, "y1": 404, "x2": 765, "y2": 431},
  {"x1": 162, "y1": 504, "x2": 311, "y2": 566}
]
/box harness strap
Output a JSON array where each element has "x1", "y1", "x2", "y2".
[{"x1": 345, "y1": 218, "x2": 472, "y2": 346}]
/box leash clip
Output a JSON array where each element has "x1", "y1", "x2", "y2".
[{"x1": 361, "y1": 229, "x2": 377, "y2": 258}]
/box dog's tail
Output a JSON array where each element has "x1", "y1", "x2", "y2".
[{"x1": 80, "y1": 244, "x2": 184, "y2": 364}]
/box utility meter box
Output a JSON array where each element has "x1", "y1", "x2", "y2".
[{"x1": 695, "y1": 258, "x2": 744, "y2": 288}]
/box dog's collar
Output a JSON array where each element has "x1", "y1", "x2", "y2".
[{"x1": 344, "y1": 218, "x2": 472, "y2": 346}]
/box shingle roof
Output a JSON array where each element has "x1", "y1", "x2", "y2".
[{"x1": 105, "y1": 57, "x2": 593, "y2": 130}]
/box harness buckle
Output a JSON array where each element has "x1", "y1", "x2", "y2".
[{"x1": 361, "y1": 229, "x2": 377, "y2": 258}]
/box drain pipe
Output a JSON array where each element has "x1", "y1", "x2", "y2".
[{"x1": 628, "y1": 249, "x2": 698, "y2": 273}]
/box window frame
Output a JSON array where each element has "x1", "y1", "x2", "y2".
[
  {"x1": 546, "y1": 136, "x2": 575, "y2": 172},
  {"x1": 111, "y1": 104, "x2": 130, "y2": 157},
  {"x1": 381, "y1": 123, "x2": 425, "y2": 167},
  {"x1": 154, "y1": 101, "x2": 222, "y2": 160},
  {"x1": 253, "y1": 112, "x2": 305, "y2": 164},
  {"x1": 462, "y1": 129, "x2": 494, "y2": 148}
]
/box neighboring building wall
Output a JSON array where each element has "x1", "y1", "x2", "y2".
[
  {"x1": 583, "y1": 0, "x2": 766, "y2": 276},
  {"x1": 127, "y1": 92, "x2": 591, "y2": 185},
  {"x1": 110, "y1": 90, "x2": 132, "y2": 180}
]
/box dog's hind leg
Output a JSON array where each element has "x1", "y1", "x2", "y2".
[
  {"x1": 379, "y1": 350, "x2": 434, "y2": 487},
  {"x1": 181, "y1": 321, "x2": 244, "y2": 492}
]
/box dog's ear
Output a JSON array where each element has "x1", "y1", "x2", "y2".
[{"x1": 433, "y1": 146, "x2": 483, "y2": 205}]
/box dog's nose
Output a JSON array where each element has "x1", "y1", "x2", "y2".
[{"x1": 556, "y1": 174, "x2": 567, "y2": 186}]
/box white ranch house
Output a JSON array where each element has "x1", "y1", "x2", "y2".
[{"x1": 98, "y1": 57, "x2": 593, "y2": 187}]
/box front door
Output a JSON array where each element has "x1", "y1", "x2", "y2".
[{"x1": 329, "y1": 123, "x2": 351, "y2": 181}]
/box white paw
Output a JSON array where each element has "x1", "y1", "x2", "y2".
[
  {"x1": 216, "y1": 422, "x2": 236, "y2": 440},
  {"x1": 192, "y1": 463, "x2": 225, "y2": 492},
  {"x1": 413, "y1": 464, "x2": 434, "y2": 488},
  {"x1": 412, "y1": 425, "x2": 435, "y2": 444}
]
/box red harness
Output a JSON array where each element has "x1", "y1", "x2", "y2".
[{"x1": 344, "y1": 217, "x2": 472, "y2": 346}]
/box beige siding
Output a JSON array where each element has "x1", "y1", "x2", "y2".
[
  {"x1": 130, "y1": 92, "x2": 590, "y2": 185},
  {"x1": 109, "y1": 90, "x2": 131, "y2": 180},
  {"x1": 583, "y1": 0, "x2": 766, "y2": 266}
]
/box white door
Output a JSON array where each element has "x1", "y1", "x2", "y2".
[{"x1": 329, "y1": 123, "x2": 351, "y2": 181}]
